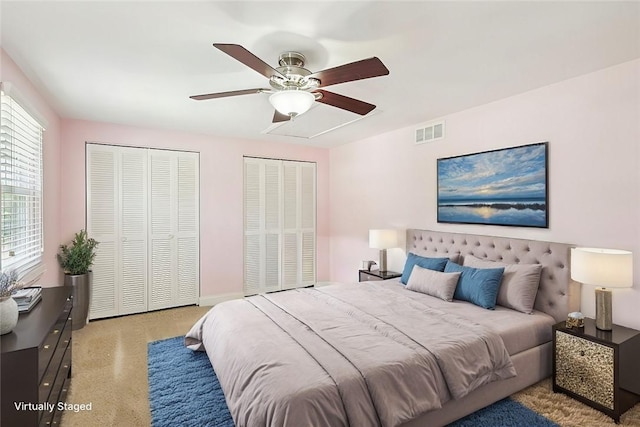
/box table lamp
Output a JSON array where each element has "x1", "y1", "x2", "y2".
[
  {"x1": 570, "y1": 247, "x2": 633, "y2": 330},
  {"x1": 369, "y1": 229, "x2": 398, "y2": 273}
]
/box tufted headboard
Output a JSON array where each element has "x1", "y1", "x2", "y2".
[{"x1": 406, "y1": 229, "x2": 581, "y2": 323}]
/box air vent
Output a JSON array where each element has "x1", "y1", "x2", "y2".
[{"x1": 415, "y1": 120, "x2": 445, "y2": 144}]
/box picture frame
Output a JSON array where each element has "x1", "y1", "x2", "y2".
[{"x1": 437, "y1": 142, "x2": 548, "y2": 228}]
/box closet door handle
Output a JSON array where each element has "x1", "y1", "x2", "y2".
[
  {"x1": 122, "y1": 237, "x2": 127, "y2": 242},
  {"x1": 169, "y1": 234, "x2": 174, "y2": 239}
]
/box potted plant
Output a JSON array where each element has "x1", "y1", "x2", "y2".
[
  {"x1": 0, "y1": 270, "x2": 25, "y2": 335},
  {"x1": 57, "y1": 230, "x2": 98, "y2": 330}
]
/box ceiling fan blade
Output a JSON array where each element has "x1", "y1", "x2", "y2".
[
  {"x1": 314, "y1": 89, "x2": 376, "y2": 115},
  {"x1": 190, "y1": 88, "x2": 268, "y2": 100},
  {"x1": 213, "y1": 43, "x2": 284, "y2": 79},
  {"x1": 308, "y1": 57, "x2": 389, "y2": 88},
  {"x1": 272, "y1": 110, "x2": 291, "y2": 123}
]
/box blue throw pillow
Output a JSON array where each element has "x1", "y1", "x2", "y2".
[
  {"x1": 444, "y1": 261, "x2": 505, "y2": 309},
  {"x1": 401, "y1": 253, "x2": 449, "y2": 284}
]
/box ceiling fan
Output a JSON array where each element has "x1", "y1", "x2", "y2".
[{"x1": 190, "y1": 44, "x2": 390, "y2": 123}]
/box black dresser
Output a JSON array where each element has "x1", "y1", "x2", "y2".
[{"x1": 1, "y1": 287, "x2": 73, "y2": 426}]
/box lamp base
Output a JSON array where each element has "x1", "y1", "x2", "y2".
[
  {"x1": 595, "y1": 287, "x2": 613, "y2": 331},
  {"x1": 379, "y1": 249, "x2": 388, "y2": 273}
]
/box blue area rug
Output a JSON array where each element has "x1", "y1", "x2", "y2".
[
  {"x1": 148, "y1": 336, "x2": 558, "y2": 427},
  {"x1": 449, "y1": 398, "x2": 559, "y2": 426},
  {"x1": 148, "y1": 336, "x2": 233, "y2": 427}
]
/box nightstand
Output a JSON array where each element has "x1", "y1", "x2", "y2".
[
  {"x1": 358, "y1": 270, "x2": 402, "y2": 282},
  {"x1": 553, "y1": 318, "x2": 640, "y2": 423}
]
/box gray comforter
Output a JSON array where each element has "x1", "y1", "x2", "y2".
[{"x1": 185, "y1": 282, "x2": 516, "y2": 427}]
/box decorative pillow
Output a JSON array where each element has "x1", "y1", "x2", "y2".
[
  {"x1": 400, "y1": 253, "x2": 450, "y2": 285},
  {"x1": 444, "y1": 261, "x2": 504, "y2": 309},
  {"x1": 406, "y1": 265, "x2": 461, "y2": 301},
  {"x1": 463, "y1": 254, "x2": 543, "y2": 314}
]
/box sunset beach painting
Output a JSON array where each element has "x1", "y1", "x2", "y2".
[{"x1": 437, "y1": 142, "x2": 548, "y2": 227}]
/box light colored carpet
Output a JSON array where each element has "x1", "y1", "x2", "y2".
[
  {"x1": 62, "y1": 306, "x2": 640, "y2": 426},
  {"x1": 61, "y1": 305, "x2": 210, "y2": 427},
  {"x1": 512, "y1": 379, "x2": 640, "y2": 426}
]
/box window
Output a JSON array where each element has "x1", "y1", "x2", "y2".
[{"x1": 0, "y1": 86, "x2": 44, "y2": 282}]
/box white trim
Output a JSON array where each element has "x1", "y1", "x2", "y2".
[
  {"x1": 0, "y1": 82, "x2": 49, "y2": 129},
  {"x1": 198, "y1": 292, "x2": 244, "y2": 307}
]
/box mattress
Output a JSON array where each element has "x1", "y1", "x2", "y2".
[{"x1": 186, "y1": 281, "x2": 553, "y2": 427}]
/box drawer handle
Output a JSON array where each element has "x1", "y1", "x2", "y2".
[
  {"x1": 44, "y1": 345, "x2": 50, "y2": 350},
  {"x1": 43, "y1": 382, "x2": 50, "y2": 387},
  {"x1": 53, "y1": 329, "x2": 59, "y2": 334},
  {"x1": 64, "y1": 340, "x2": 69, "y2": 344}
]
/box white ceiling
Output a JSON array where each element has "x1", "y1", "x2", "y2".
[{"x1": 1, "y1": 1, "x2": 639, "y2": 148}]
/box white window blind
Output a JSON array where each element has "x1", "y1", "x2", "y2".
[{"x1": 0, "y1": 88, "x2": 44, "y2": 280}]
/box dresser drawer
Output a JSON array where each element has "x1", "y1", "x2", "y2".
[
  {"x1": 39, "y1": 312, "x2": 72, "y2": 404},
  {"x1": 359, "y1": 271, "x2": 382, "y2": 282},
  {"x1": 41, "y1": 343, "x2": 71, "y2": 427},
  {"x1": 38, "y1": 298, "x2": 72, "y2": 382},
  {"x1": 555, "y1": 330, "x2": 615, "y2": 409},
  {"x1": 49, "y1": 375, "x2": 71, "y2": 427},
  {"x1": 38, "y1": 323, "x2": 63, "y2": 380}
]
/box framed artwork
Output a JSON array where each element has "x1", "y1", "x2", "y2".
[{"x1": 437, "y1": 142, "x2": 548, "y2": 228}]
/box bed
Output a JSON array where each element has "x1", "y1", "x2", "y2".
[{"x1": 186, "y1": 229, "x2": 581, "y2": 426}]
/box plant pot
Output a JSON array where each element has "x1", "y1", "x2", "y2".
[
  {"x1": 64, "y1": 272, "x2": 91, "y2": 330},
  {"x1": 0, "y1": 297, "x2": 19, "y2": 335}
]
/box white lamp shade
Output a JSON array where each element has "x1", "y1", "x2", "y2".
[
  {"x1": 269, "y1": 90, "x2": 315, "y2": 117},
  {"x1": 369, "y1": 229, "x2": 398, "y2": 250},
  {"x1": 571, "y1": 247, "x2": 633, "y2": 288}
]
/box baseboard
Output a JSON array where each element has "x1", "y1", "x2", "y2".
[{"x1": 198, "y1": 292, "x2": 244, "y2": 306}]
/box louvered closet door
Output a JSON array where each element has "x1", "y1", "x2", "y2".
[
  {"x1": 299, "y1": 162, "x2": 316, "y2": 286},
  {"x1": 281, "y1": 161, "x2": 316, "y2": 290},
  {"x1": 175, "y1": 152, "x2": 200, "y2": 306},
  {"x1": 118, "y1": 147, "x2": 148, "y2": 315},
  {"x1": 149, "y1": 151, "x2": 175, "y2": 310},
  {"x1": 243, "y1": 158, "x2": 282, "y2": 295},
  {"x1": 88, "y1": 145, "x2": 148, "y2": 319},
  {"x1": 243, "y1": 158, "x2": 315, "y2": 295},
  {"x1": 244, "y1": 160, "x2": 261, "y2": 295},
  {"x1": 87, "y1": 145, "x2": 118, "y2": 319},
  {"x1": 148, "y1": 150, "x2": 200, "y2": 310}
]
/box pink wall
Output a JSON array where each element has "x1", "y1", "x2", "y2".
[
  {"x1": 1, "y1": 49, "x2": 63, "y2": 286},
  {"x1": 329, "y1": 59, "x2": 640, "y2": 329},
  {"x1": 60, "y1": 119, "x2": 330, "y2": 298}
]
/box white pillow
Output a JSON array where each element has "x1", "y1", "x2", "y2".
[
  {"x1": 406, "y1": 265, "x2": 461, "y2": 302},
  {"x1": 463, "y1": 255, "x2": 543, "y2": 314}
]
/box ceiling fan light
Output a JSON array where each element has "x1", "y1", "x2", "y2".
[{"x1": 269, "y1": 90, "x2": 315, "y2": 117}]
